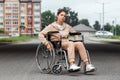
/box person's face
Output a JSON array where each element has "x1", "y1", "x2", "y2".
[{"x1": 57, "y1": 11, "x2": 66, "y2": 22}]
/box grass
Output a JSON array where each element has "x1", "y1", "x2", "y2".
[
  {"x1": 100, "y1": 36, "x2": 120, "y2": 40},
  {"x1": 95, "y1": 36, "x2": 120, "y2": 40},
  {"x1": 110, "y1": 36, "x2": 120, "y2": 39},
  {"x1": 0, "y1": 36, "x2": 38, "y2": 42}
]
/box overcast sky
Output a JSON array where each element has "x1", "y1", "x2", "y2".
[{"x1": 41, "y1": 0, "x2": 120, "y2": 26}]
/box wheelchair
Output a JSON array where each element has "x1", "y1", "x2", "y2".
[{"x1": 36, "y1": 31, "x2": 92, "y2": 74}]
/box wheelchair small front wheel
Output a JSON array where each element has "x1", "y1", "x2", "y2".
[{"x1": 52, "y1": 65, "x2": 62, "y2": 74}]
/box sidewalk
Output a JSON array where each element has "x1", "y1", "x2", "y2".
[{"x1": 16, "y1": 39, "x2": 40, "y2": 44}]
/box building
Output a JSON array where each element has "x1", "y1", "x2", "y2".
[
  {"x1": 73, "y1": 24, "x2": 96, "y2": 36},
  {"x1": 0, "y1": 0, "x2": 41, "y2": 36}
]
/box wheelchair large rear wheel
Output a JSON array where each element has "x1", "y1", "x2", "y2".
[{"x1": 36, "y1": 42, "x2": 55, "y2": 73}]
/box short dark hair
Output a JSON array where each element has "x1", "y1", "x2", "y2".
[{"x1": 57, "y1": 9, "x2": 66, "y2": 16}]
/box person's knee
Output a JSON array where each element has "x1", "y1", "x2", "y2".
[
  {"x1": 75, "y1": 42, "x2": 84, "y2": 48},
  {"x1": 68, "y1": 41, "x2": 74, "y2": 46},
  {"x1": 77, "y1": 42, "x2": 84, "y2": 46}
]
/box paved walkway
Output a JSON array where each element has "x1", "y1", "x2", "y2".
[{"x1": 16, "y1": 39, "x2": 40, "y2": 44}]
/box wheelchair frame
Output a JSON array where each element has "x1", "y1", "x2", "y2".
[{"x1": 36, "y1": 31, "x2": 91, "y2": 74}]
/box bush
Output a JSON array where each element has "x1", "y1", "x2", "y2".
[{"x1": 0, "y1": 30, "x2": 4, "y2": 33}]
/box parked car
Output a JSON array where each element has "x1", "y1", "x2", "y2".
[{"x1": 95, "y1": 31, "x2": 113, "y2": 36}]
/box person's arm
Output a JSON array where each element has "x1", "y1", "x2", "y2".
[{"x1": 38, "y1": 25, "x2": 51, "y2": 45}]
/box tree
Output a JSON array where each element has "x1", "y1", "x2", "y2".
[
  {"x1": 115, "y1": 25, "x2": 120, "y2": 36},
  {"x1": 19, "y1": 25, "x2": 25, "y2": 36},
  {"x1": 104, "y1": 23, "x2": 112, "y2": 31},
  {"x1": 58, "y1": 7, "x2": 79, "y2": 26},
  {"x1": 42, "y1": 10, "x2": 55, "y2": 29},
  {"x1": 93, "y1": 21, "x2": 101, "y2": 31},
  {"x1": 79, "y1": 19, "x2": 90, "y2": 27}
]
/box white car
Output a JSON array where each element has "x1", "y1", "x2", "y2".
[{"x1": 95, "y1": 31, "x2": 113, "y2": 36}]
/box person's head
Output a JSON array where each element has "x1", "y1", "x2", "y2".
[{"x1": 56, "y1": 9, "x2": 66, "y2": 23}]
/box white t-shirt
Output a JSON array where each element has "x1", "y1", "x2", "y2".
[{"x1": 57, "y1": 24, "x2": 64, "y2": 30}]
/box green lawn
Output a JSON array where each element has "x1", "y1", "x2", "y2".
[{"x1": 100, "y1": 36, "x2": 120, "y2": 40}]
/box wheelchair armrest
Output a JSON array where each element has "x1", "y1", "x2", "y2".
[
  {"x1": 48, "y1": 31, "x2": 59, "y2": 35},
  {"x1": 69, "y1": 32, "x2": 81, "y2": 35},
  {"x1": 69, "y1": 40, "x2": 83, "y2": 42},
  {"x1": 69, "y1": 32, "x2": 84, "y2": 43}
]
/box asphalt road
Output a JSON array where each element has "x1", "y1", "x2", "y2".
[{"x1": 0, "y1": 42, "x2": 120, "y2": 80}]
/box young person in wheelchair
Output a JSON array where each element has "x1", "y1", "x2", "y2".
[{"x1": 39, "y1": 9, "x2": 96, "y2": 73}]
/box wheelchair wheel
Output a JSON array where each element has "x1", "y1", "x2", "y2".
[
  {"x1": 52, "y1": 65, "x2": 62, "y2": 74},
  {"x1": 36, "y1": 42, "x2": 55, "y2": 74}
]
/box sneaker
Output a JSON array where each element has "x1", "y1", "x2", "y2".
[
  {"x1": 69, "y1": 64, "x2": 81, "y2": 71},
  {"x1": 85, "y1": 64, "x2": 96, "y2": 73}
]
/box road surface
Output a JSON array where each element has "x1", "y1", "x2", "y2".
[{"x1": 0, "y1": 41, "x2": 120, "y2": 80}]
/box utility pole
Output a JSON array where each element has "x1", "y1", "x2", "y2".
[
  {"x1": 99, "y1": 13, "x2": 102, "y2": 30},
  {"x1": 102, "y1": 3, "x2": 105, "y2": 31},
  {"x1": 97, "y1": 2, "x2": 105, "y2": 31},
  {"x1": 114, "y1": 18, "x2": 117, "y2": 36}
]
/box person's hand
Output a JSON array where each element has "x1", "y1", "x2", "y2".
[{"x1": 46, "y1": 43, "x2": 51, "y2": 51}]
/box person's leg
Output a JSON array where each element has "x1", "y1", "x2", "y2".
[
  {"x1": 62, "y1": 41, "x2": 75, "y2": 65},
  {"x1": 74, "y1": 42, "x2": 96, "y2": 72},
  {"x1": 74, "y1": 42, "x2": 89, "y2": 64},
  {"x1": 62, "y1": 41, "x2": 80, "y2": 70}
]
